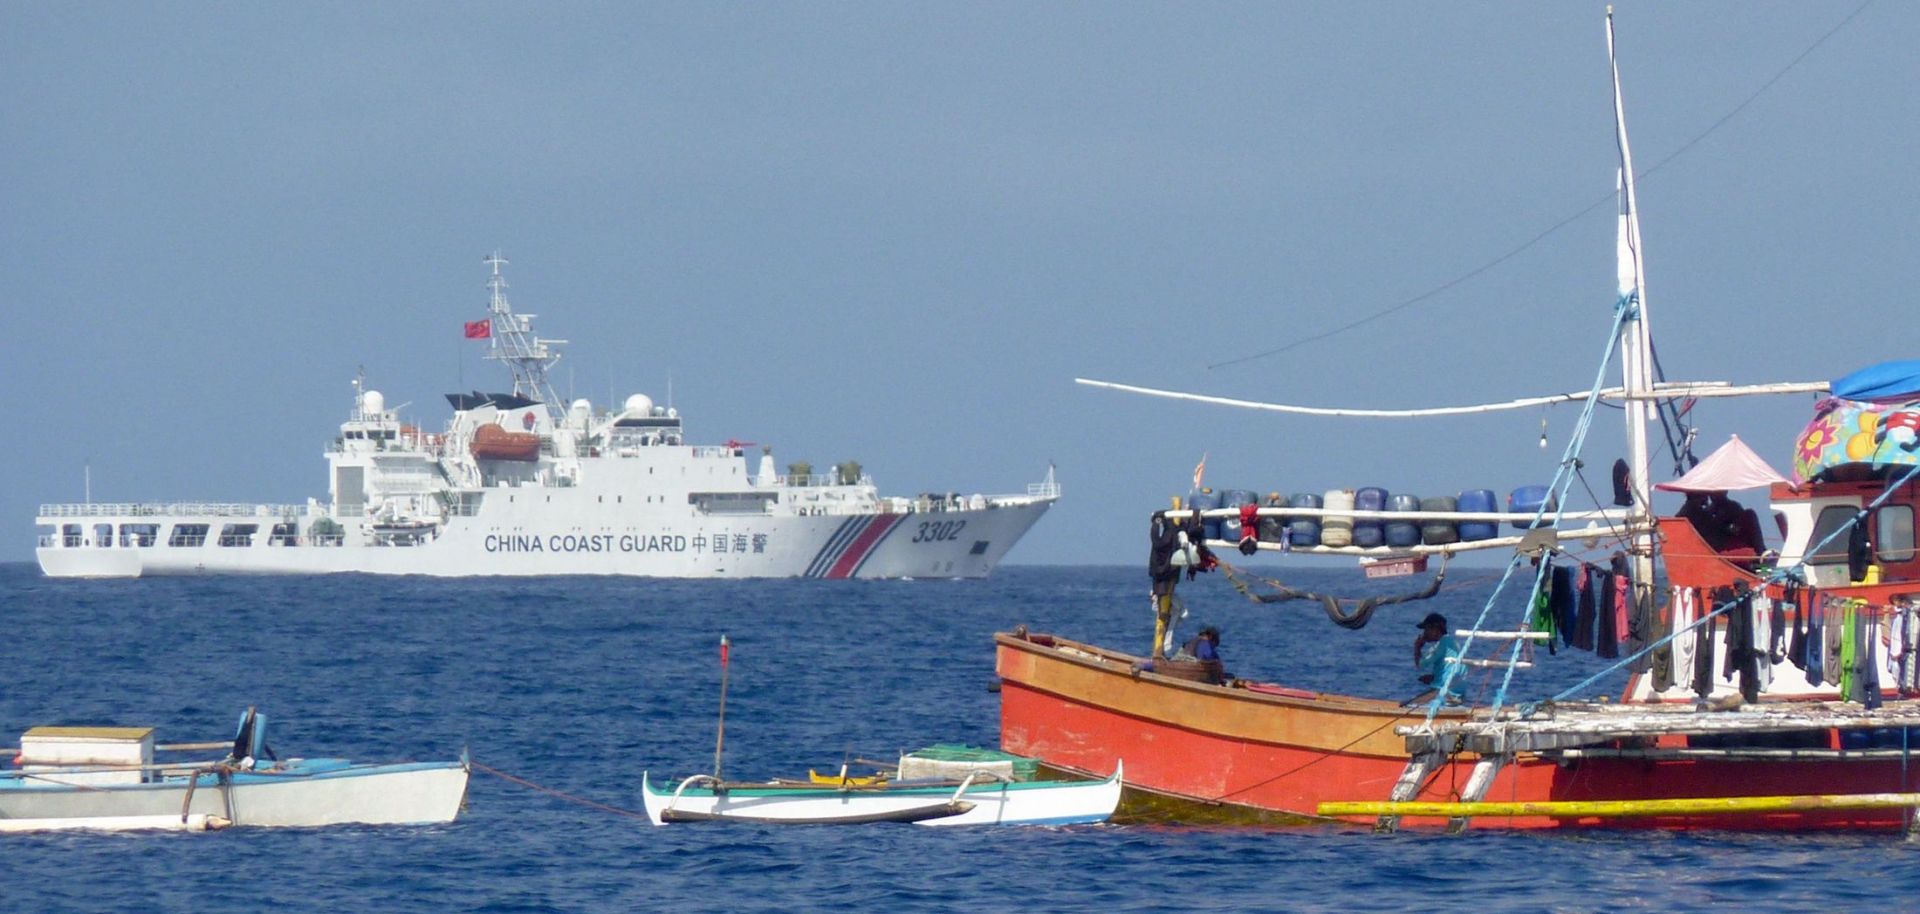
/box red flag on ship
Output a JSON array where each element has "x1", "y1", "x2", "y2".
[{"x1": 464, "y1": 319, "x2": 491, "y2": 339}]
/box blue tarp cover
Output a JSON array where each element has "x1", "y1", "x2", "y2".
[{"x1": 1832, "y1": 361, "x2": 1920, "y2": 401}]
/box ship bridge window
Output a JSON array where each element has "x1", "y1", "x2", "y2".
[
  {"x1": 218, "y1": 524, "x2": 259, "y2": 547},
  {"x1": 119, "y1": 523, "x2": 158, "y2": 547},
  {"x1": 1879, "y1": 506, "x2": 1915, "y2": 563},
  {"x1": 92, "y1": 523, "x2": 113, "y2": 547},
  {"x1": 168, "y1": 523, "x2": 209, "y2": 547},
  {"x1": 1807, "y1": 506, "x2": 1864, "y2": 564},
  {"x1": 62, "y1": 524, "x2": 81, "y2": 547}
]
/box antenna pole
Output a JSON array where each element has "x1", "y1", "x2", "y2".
[{"x1": 712, "y1": 634, "x2": 731, "y2": 779}]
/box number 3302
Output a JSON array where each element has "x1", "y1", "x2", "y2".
[{"x1": 913, "y1": 520, "x2": 967, "y2": 543}]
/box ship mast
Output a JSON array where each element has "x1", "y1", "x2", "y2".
[
  {"x1": 482, "y1": 252, "x2": 568, "y2": 412},
  {"x1": 1607, "y1": 8, "x2": 1659, "y2": 591}
]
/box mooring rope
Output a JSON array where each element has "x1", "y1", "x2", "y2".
[{"x1": 471, "y1": 761, "x2": 654, "y2": 822}]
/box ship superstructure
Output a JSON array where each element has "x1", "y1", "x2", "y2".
[{"x1": 36, "y1": 257, "x2": 1057, "y2": 578}]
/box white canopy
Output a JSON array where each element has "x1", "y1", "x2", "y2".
[{"x1": 1654, "y1": 435, "x2": 1791, "y2": 493}]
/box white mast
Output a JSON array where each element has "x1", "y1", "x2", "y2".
[
  {"x1": 482, "y1": 252, "x2": 568, "y2": 412},
  {"x1": 1607, "y1": 8, "x2": 1659, "y2": 586}
]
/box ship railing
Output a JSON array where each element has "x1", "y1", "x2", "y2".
[
  {"x1": 36, "y1": 502, "x2": 314, "y2": 518},
  {"x1": 775, "y1": 473, "x2": 874, "y2": 488},
  {"x1": 1026, "y1": 481, "x2": 1063, "y2": 499}
]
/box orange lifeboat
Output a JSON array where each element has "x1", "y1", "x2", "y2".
[{"x1": 470, "y1": 423, "x2": 541, "y2": 462}]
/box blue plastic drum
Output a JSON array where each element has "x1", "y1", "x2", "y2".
[
  {"x1": 1458, "y1": 489, "x2": 1497, "y2": 541},
  {"x1": 1287, "y1": 492, "x2": 1322, "y2": 547}
]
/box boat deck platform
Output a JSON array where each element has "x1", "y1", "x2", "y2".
[{"x1": 1401, "y1": 699, "x2": 1920, "y2": 756}]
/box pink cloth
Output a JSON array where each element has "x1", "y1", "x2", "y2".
[{"x1": 1613, "y1": 572, "x2": 1630, "y2": 637}]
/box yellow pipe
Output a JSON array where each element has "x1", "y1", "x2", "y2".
[{"x1": 1318, "y1": 793, "x2": 1920, "y2": 819}]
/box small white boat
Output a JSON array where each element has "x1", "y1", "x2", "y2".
[
  {"x1": 0, "y1": 709, "x2": 469, "y2": 832},
  {"x1": 639, "y1": 761, "x2": 1122, "y2": 826}
]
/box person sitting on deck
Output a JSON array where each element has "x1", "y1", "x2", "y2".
[
  {"x1": 1711, "y1": 494, "x2": 1768, "y2": 558},
  {"x1": 1678, "y1": 491, "x2": 1768, "y2": 562},
  {"x1": 1177, "y1": 626, "x2": 1221, "y2": 663},
  {"x1": 1412, "y1": 612, "x2": 1463, "y2": 705},
  {"x1": 1169, "y1": 626, "x2": 1228, "y2": 684},
  {"x1": 1678, "y1": 492, "x2": 1724, "y2": 548}
]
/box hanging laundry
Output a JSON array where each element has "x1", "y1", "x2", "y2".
[
  {"x1": 1860, "y1": 605, "x2": 1884, "y2": 710},
  {"x1": 1649, "y1": 584, "x2": 1673, "y2": 693},
  {"x1": 1826, "y1": 597, "x2": 1848, "y2": 693},
  {"x1": 1593, "y1": 568, "x2": 1619, "y2": 659},
  {"x1": 1754, "y1": 595, "x2": 1775, "y2": 694},
  {"x1": 1890, "y1": 601, "x2": 1908, "y2": 695},
  {"x1": 1691, "y1": 596, "x2": 1717, "y2": 700},
  {"x1": 1786, "y1": 580, "x2": 1808, "y2": 673},
  {"x1": 1569, "y1": 564, "x2": 1597, "y2": 651},
  {"x1": 1897, "y1": 601, "x2": 1920, "y2": 696},
  {"x1": 1617, "y1": 553, "x2": 1652, "y2": 673},
  {"x1": 1904, "y1": 602, "x2": 1920, "y2": 696},
  {"x1": 1551, "y1": 563, "x2": 1579, "y2": 648},
  {"x1": 1719, "y1": 587, "x2": 1759, "y2": 702},
  {"x1": 1531, "y1": 559, "x2": 1557, "y2": 655},
  {"x1": 1767, "y1": 594, "x2": 1786, "y2": 665},
  {"x1": 1805, "y1": 595, "x2": 1825, "y2": 687},
  {"x1": 1670, "y1": 586, "x2": 1697, "y2": 690},
  {"x1": 1838, "y1": 601, "x2": 1858, "y2": 703}
]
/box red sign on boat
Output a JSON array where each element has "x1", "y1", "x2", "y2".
[{"x1": 1359, "y1": 554, "x2": 1427, "y2": 579}]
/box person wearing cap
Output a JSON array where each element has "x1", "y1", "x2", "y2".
[{"x1": 1413, "y1": 612, "x2": 1463, "y2": 703}]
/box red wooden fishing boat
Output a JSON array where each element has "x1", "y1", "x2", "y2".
[{"x1": 998, "y1": 12, "x2": 1920, "y2": 832}]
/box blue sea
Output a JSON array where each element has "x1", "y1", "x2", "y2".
[{"x1": 5, "y1": 562, "x2": 1917, "y2": 912}]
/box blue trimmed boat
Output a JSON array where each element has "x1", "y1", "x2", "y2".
[
  {"x1": 0, "y1": 709, "x2": 469, "y2": 832},
  {"x1": 639, "y1": 761, "x2": 1121, "y2": 826}
]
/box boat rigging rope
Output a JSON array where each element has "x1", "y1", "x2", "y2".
[
  {"x1": 1218, "y1": 557, "x2": 1450, "y2": 630},
  {"x1": 1205, "y1": 0, "x2": 1875, "y2": 371},
  {"x1": 1425, "y1": 299, "x2": 1634, "y2": 726},
  {"x1": 471, "y1": 761, "x2": 654, "y2": 822}
]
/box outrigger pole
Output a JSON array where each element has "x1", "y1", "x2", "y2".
[{"x1": 1320, "y1": 793, "x2": 1920, "y2": 821}]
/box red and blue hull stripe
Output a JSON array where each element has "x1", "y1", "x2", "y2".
[{"x1": 804, "y1": 515, "x2": 907, "y2": 579}]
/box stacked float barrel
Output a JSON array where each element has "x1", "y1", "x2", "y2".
[
  {"x1": 1183, "y1": 483, "x2": 1558, "y2": 549},
  {"x1": 1385, "y1": 494, "x2": 1421, "y2": 548}
]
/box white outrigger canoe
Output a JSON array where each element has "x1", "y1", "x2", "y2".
[
  {"x1": 0, "y1": 709, "x2": 469, "y2": 832},
  {"x1": 639, "y1": 762, "x2": 1122, "y2": 826}
]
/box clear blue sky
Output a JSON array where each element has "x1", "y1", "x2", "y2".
[{"x1": 5, "y1": 2, "x2": 1913, "y2": 566}]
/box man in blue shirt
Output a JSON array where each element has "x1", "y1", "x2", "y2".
[
  {"x1": 1182, "y1": 626, "x2": 1221, "y2": 662},
  {"x1": 1413, "y1": 612, "x2": 1463, "y2": 704}
]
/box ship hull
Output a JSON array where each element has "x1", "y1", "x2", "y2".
[
  {"x1": 996, "y1": 633, "x2": 1913, "y2": 831},
  {"x1": 37, "y1": 501, "x2": 1050, "y2": 579}
]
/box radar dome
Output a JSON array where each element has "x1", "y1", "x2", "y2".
[
  {"x1": 571, "y1": 398, "x2": 592, "y2": 414},
  {"x1": 363, "y1": 390, "x2": 385, "y2": 414},
  {"x1": 623, "y1": 393, "x2": 654, "y2": 416}
]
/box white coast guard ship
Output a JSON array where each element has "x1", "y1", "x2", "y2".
[{"x1": 36, "y1": 256, "x2": 1057, "y2": 579}]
